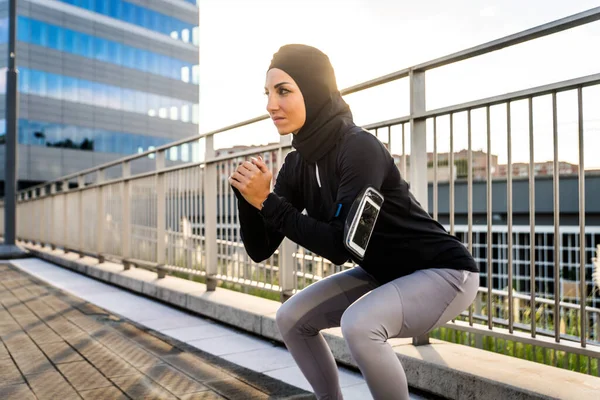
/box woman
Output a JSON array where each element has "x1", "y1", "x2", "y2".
[{"x1": 229, "y1": 44, "x2": 479, "y2": 400}]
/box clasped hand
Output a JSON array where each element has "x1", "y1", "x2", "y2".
[{"x1": 229, "y1": 156, "x2": 272, "y2": 210}]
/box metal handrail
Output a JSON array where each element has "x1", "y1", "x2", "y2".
[{"x1": 14, "y1": 73, "x2": 600, "y2": 200}]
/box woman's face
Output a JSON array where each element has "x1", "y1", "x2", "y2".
[{"x1": 265, "y1": 68, "x2": 306, "y2": 135}]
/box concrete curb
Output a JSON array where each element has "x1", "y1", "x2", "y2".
[{"x1": 24, "y1": 245, "x2": 600, "y2": 400}]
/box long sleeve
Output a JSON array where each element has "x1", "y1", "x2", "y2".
[
  {"x1": 259, "y1": 133, "x2": 391, "y2": 265},
  {"x1": 232, "y1": 158, "x2": 303, "y2": 263}
]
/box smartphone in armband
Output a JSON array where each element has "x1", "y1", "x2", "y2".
[{"x1": 344, "y1": 187, "x2": 384, "y2": 260}]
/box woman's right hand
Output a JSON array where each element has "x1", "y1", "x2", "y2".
[{"x1": 229, "y1": 156, "x2": 272, "y2": 209}]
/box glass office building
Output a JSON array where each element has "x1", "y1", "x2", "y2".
[{"x1": 0, "y1": 0, "x2": 199, "y2": 191}]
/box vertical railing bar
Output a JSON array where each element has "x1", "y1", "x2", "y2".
[
  {"x1": 193, "y1": 165, "x2": 198, "y2": 271},
  {"x1": 63, "y1": 181, "x2": 69, "y2": 252},
  {"x1": 205, "y1": 136, "x2": 218, "y2": 291},
  {"x1": 468, "y1": 109, "x2": 474, "y2": 327},
  {"x1": 156, "y1": 151, "x2": 166, "y2": 268},
  {"x1": 174, "y1": 165, "x2": 178, "y2": 266},
  {"x1": 122, "y1": 162, "x2": 131, "y2": 262},
  {"x1": 401, "y1": 123, "x2": 407, "y2": 180},
  {"x1": 433, "y1": 117, "x2": 438, "y2": 220},
  {"x1": 577, "y1": 86, "x2": 586, "y2": 348},
  {"x1": 190, "y1": 164, "x2": 194, "y2": 271},
  {"x1": 184, "y1": 166, "x2": 189, "y2": 270},
  {"x1": 233, "y1": 159, "x2": 240, "y2": 279},
  {"x1": 166, "y1": 172, "x2": 170, "y2": 266},
  {"x1": 179, "y1": 168, "x2": 183, "y2": 266},
  {"x1": 97, "y1": 170, "x2": 105, "y2": 262},
  {"x1": 219, "y1": 160, "x2": 224, "y2": 276},
  {"x1": 529, "y1": 97, "x2": 537, "y2": 338},
  {"x1": 194, "y1": 167, "x2": 199, "y2": 269},
  {"x1": 182, "y1": 159, "x2": 186, "y2": 267},
  {"x1": 49, "y1": 183, "x2": 56, "y2": 250},
  {"x1": 552, "y1": 92, "x2": 560, "y2": 343},
  {"x1": 486, "y1": 105, "x2": 493, "y2": 330},
  {"x1": 180, "y1": 167, "x2": 185, "y2": 267},
  {"x1": 507, "y1": 102, "x2": 514, "y2": 334},
  {"x1": 226, "y1": 157, "x2": 232, "y2": 279},
  {"x1": 174, "y1": 169, "x2": 177, "y2": 265},
  {"x1": 449, "y1": 113, "x2": 455, "y2": 236}
]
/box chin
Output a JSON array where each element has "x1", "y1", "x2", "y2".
[{"x1": 276, "y1": 126, "x2": 293, "y2": 135}]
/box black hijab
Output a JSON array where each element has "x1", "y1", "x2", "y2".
[{"x1": 268, "y1": 44, "x2": 354, "y2": 163}]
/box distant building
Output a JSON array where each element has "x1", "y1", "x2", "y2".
[
  {"x1": 391, "y1": 150, "x2": 497, "y2": 182},
  {"x1": 496, "y1": 161, "x2": 579, "y2": 178}
]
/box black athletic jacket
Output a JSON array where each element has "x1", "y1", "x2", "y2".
[{"x1": 232, "y1": 126, "x2": 478, "y2": 285}]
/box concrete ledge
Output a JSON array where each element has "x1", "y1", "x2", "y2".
[{"x1": 23, "y1": 244, "x2": 600, "y2": 400}]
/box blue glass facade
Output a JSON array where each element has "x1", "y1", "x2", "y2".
[
  {"x1": 59, "y1": 0, "x2": 198, "y2": 45},
  {"x1": 17, "y1": 17, "x2": 199, "y2": 83},
  {"x1": 16, "y1": 119, "x2": 172, "y2": 154},
  {"x1": 16, "y1": 68, "x2": 198, "y2": 123}
]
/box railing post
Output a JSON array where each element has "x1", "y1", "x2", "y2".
[
  {"x1": 63, "y1": 181, "x2": 69, "y2": 253},
  {"x1": 156, "y1": 151, "x2": 166, "y2": 271},
  {"x1": 409, "y1": 68, "x2": 430, "y2": 346},
  {"x1": 278, "y1": 136, "x2": 295, "y2": 302},
  {"x1": 50, "y1": 183, "x2": 56, "y2": 250},
  {"x1": 204, "y1": 135, "x2": 218, "y2": 291},
  {"x1": 25, "y1": 191, "x2": 30, "y2": 245},
  {"x1": 96, "y1": 170, "x2": 105, "y2": 263},
  {"x1": 30, "y1": 190, "x2": 37, "y2": 245},
  {"x1": 279, "y1": 239, "x2": 295, "y2": 302},
  {"x1": 78, "y1": 175, "x2": 84, "y2": 258},
  {"x1": 39, "y1": 189, "x2": 46, "y2": 248},
  {"x1": 122, "y1": 162, "x2": 131, "y2": 262}
]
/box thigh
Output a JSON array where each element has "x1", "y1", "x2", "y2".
[
  {"x1": 279, "y1": 266, "x2": 379, "y2": 332},
  {"x1": 342, "y1": 268, "x2": 472, "y2": 339},
  {"x1": 392, "y1": 268, "x2": 474, "y2": 337}
]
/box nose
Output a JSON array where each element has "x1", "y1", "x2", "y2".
[{"x1": 266, "y1": 93, "x2": 279, "y2": 114}]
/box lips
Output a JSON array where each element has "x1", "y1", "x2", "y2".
[{"x1": 272, "y1": 116, "x2": 286, "y2": 124}]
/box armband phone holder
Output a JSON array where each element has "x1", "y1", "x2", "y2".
[{"x1": 343, "y1": 187, "x2": 384, "y2": 260}]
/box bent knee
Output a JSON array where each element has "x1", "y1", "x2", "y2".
[
  {"x1": 275, "y1": 303, "x2": 298, "y2": 334},
  {"x1": 341, "y1": 308, "x2": 372, "y2": 341}
]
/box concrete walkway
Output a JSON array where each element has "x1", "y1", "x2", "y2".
[
  {"x1": 1, "y1": 260, "x2": 432, "y2": 400},
  {"x1": 0, "y1": 263, "x2": 315, "y2": 399}
]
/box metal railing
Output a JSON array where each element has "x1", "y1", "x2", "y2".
[{"x1": 2, "y1": 6, "x2": 600, "y2": 375}]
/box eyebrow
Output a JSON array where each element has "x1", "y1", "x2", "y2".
[
  {"x1": 274, "y1": 82, "x2": 291, "y2": 88},
  {"x1": 264, "y1": 82, "x2": 292, "y2": 91}
]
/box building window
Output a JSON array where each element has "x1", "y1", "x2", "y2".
[
  {"x1": 181, "y1": 67, "x2": 190, "y2": 83},
  {"x1": 170, "y1": 106, "x2": 178, "y2": 121},
  {"x1": 181, "y1": 29, "x2": 190, "y2": 43}
]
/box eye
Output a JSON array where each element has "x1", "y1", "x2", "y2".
[{"x1": 278, "y1": 87, "x2": 290, "y2": 95}]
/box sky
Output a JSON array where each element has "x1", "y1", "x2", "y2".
[{"x1": 197, "y1": 0, "x2": 600, "y2": 168}]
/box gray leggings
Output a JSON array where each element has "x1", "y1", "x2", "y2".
[{"x1": 275, "y1": 267, "x2": 479, "y2": 400}]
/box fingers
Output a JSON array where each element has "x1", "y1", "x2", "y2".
[
  {"x1": 228, "y1": 176, "x2": 240, "y2": 190},
  {"x1": 229, "y1": 171, "x2": 248, "y2": 187},
  {"x1": 251, "y1": 156, "x2": 269, "y2": 173},
  {"x1": 239, "y1": 160, "x2": 259, "y2": 175}
]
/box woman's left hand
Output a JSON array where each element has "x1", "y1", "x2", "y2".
[{"x1": 229, "y1": 156, "x2": 272, "y2": 210}]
